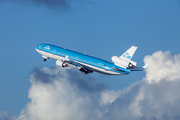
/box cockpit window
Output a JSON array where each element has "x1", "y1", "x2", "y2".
[{"x1": 37, "y1": 45, "x2": 39, "y2": 47}]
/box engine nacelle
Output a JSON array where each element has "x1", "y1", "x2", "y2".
[
  {"x1": 56, "y1": 60, "x2": 69, "y2": 67},
  {"x1": 111, "y1": 56, "x2": 135, "y2": 68}
]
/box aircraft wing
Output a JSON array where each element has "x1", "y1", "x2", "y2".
[
  {"x1": 64, "y1": 60, "x2": 93, "y2": 74},
  {"x1": 113, "y1": 67, "x2": 126, "y2": 72}
]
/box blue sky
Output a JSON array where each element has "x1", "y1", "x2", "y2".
[{"x1": 0, "y1": 0, "x2": 180, "y2": 118}]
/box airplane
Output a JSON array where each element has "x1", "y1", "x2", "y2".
[{"x1": 35, "y1": 43, "x2": 147, "y2": 75}]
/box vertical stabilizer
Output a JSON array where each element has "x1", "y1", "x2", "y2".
[{"x1": 120, "y1": 46, "x2": 137, "y2": 60}]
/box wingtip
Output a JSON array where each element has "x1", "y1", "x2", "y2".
[{"x1": 142, "y1": 64, "x2": 148, "y2": 69}]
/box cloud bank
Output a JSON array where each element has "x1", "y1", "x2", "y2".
[
  {"x1": 0, "y1": 111, "x2": 10, "y2": 120},
  {"x1": 144, "y1": 51, "x2": 180, "y2": 83},
  {"x1": 1, "y1": 50, "x2": 180, "y2": 120}
]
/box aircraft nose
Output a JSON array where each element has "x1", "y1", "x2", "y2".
[
  {"x1": 35, "y1": 48, "x2": 42, "y2": 54},
  {"x1": 35, "y1": 45, "x2": 40, "y2": 52}
]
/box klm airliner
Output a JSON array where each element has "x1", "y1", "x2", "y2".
[{"x1": 35, "y1": 44, "x2": 147, "y2": 75}]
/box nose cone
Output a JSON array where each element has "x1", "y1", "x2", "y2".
[
  {"x1": 35, "y1": 48, "x2": 38, "y2": 52},
  {"x1": 35, "y1": 48, "x2": 42, "y2": 55}
]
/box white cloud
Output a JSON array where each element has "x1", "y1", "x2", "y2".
[
  {"x1": 0, "y1": 111, "x2": 10, "y2": 120},
  {"x1": 14, "y1": 51, "x2": 180, "y2": 120},
  {"x1": 100, "y1": 90, "x2": 121, "y2": 105},
  {"x1": 144, "y1": 51, "x2": 180, "y2": 83},
  {"x1": 16, "y1": 67, "x2": 106, "y2": 120}
]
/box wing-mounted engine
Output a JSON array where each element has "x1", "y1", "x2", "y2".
[
  {"x1": 56, "y1": 60, "x2": 69, "y2": 67},
  {"x1": 111, "y1": 56, "x2": 136, "y2": 68}
]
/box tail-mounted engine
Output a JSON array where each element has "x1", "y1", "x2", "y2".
[
  {"x1": 111, "y1": 56, "x2": 136, "y2": 68},
  {"x1": 56, "y1": 60, "x2": 69, "y2": 67}
]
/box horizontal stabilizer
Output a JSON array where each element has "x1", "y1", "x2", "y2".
[
  {"x1": 128, "y1": 64, "x2": 148, "y2": 71},
  {"x1": 142, "y1": 64, "x2": 148, "y2": 69}
]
